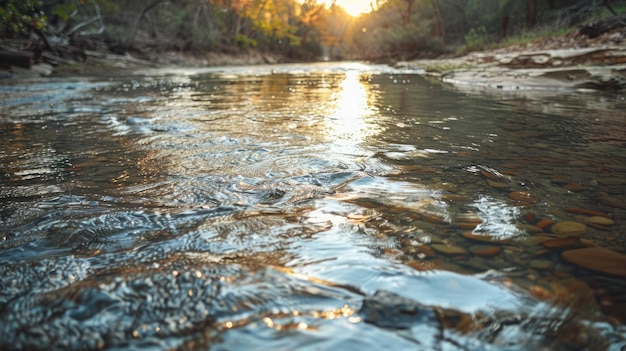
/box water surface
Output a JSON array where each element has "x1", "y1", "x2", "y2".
[{"x1": 1, "y1": 62, "x2": 625, "y2": 350}]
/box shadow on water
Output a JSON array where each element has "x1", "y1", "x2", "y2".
[{"x1": 0, "y1": 62, "x2": 625, "y2": 350}]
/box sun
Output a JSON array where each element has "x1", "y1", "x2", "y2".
[{"x1": 322, "y1": 0, "x2": 373, "y2": 17}]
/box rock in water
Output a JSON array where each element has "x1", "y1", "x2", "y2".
[
  {"x1": 432, "y1": 244, "x2": 467, "y2": 255},
  {"x1": 561, "y1": 248, "x2": 626, "y2": 277},
  {"x1": 550, "y1": 221, "x2": 588, "y2": 236},
  {"x1": 360, "y1": 290, "x2": 438, "y2": 329}
]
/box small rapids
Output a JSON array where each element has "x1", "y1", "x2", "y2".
[{"x1": 0, "y1": 62, "x2": 625, "y2": 350}]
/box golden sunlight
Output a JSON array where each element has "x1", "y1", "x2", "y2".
[
  {"x1": 327, "y1": 70, "x2": 376, "y2": 143},
  {"x1": 322, "y1": 0, "x2": 373, "y2": 17}
]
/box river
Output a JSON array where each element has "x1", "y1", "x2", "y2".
[{"x1": 1, "y1": 62, "x2": 625, "y2": 350}]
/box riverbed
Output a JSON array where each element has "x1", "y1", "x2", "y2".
[{"x1": 1, "y1": 62, "x2": 625, "y2": 350}]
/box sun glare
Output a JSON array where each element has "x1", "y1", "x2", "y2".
[
  {"x1": 327, "y1": 70, "x2": 377, "y2": 144},
  {"x1": 322, "y1": 0, "x2": 372, "y2": 17}
]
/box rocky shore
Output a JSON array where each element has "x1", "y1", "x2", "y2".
[{"x1": 397, "y1": 27, "x2": 626, "y2": 92}]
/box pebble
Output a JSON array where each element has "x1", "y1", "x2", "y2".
[
  {"x1": 463, "y1": 232, "x2": 511, "y2": 244},
  {"x1": 550, "y1": 221, "x2": 588, "y2": 236},
  {"x1": 563, "y1": 183, "x2": 585, "y2": 192},
  {"x1": 406, "y1": 260, "x2": 436, "y2": 272},
  {"x1": 469, "y1": 245, "x2": 501, "y2": 256},
  {"x1": 431, "y1": 244, "x2": 467, "y2": 255},
  {"x1": 530, "y1": 285, "x2": 552, "y2": 300},
  {"x1": 550, "y1": 176, "x2": 570, "y2": 185},
  {"x1": 565, "y1": 207, "x2": 610, "y2": 217},
  {"x1": 524, "y1": 212, "x2": 536, "y2": 223},
  {"x1": 456, "y1": 212, "x2": 483, "y2": 224},
  {"x1": 542, "y1": 237, "x2": 584, "y2": 250},
  {"x1": 508, "y1": 191, "x2": 536, "y2": 204},
  {"x1": 516, "y1": 223, "x2": 543, "y2": 234},
  {"x1": 442, "y1": 194, "x2": 471, "y2": 201},
  {"x1": 561, "y1": 248, "x2": 626, "y2": 277},
  {"x1": 588, "y1": 216, "x2": 615, "y2": 226},
  {"x1": 535, "y1": 218, "x2": 555, "y2": 230},
  {"x1": 520, "y1": 236, "x2": 554, "y2": 246},
  {"x1": 529, "y1": 259, "x2": 553, "y2": 270},
  {"x1": 456, "y1": 212, "x2": 483, "y2": 229},
  {"x1": 480, "y1": 169, "x2": 503, "y2": 181},
  {"x1": 487, "y1": 180, "x2": 508, "y2": 188},
  {"x1": 418, "y1": 245, "x2": 438, "y2": 257},
  {"x1": 457, "y1": 222, "x2": 479, "y2": 230},
  {"x1": 418, "y1": 210, "x2": 450, "y2": 225}
]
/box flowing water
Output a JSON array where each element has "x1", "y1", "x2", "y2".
[{"x1": 1, "y1": 62, "x2": 625, "y2": 350}]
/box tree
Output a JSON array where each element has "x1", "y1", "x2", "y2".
[
  {"x1": 527, "y1": 0, "x2": 537, "y2": 27},
  {"x1": 125, "y1": 0, "x2": 166, "y2": 51},
  {"x1": 430, "y1": 0, "x2": 444, "y2": 40},
  {"x1": 402, "y1": 0, "x2": 415, "y2": 24}
]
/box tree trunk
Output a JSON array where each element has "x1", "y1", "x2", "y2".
[
  {"x1": 500, "y1": 1, "x2": 513, "y2": 39},
  {"x1": 125, "y1": 0, "x2": 166, "y2": 51},
  {"x1": 501, "y1": 14, "x2": 510, "y2": 38},
  {"x1": 527, "y1": 0, "x2": 537, "y2": 28},
  {"x1": 430, "y1": 0, "x2": 445, "y2": 42},
  {"x1": 404, "y1": 0, "x2": 415, "y2": 25}
]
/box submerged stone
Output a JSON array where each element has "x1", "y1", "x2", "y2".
[
  {"x1": 563, "y1": 183, "x2": 585, "y2": 192},
  {"x1": 550, "y1": 221, "x2": 588, "y2": 236},
  {"x1": 529, "y1": 259, "x2": 554, "y2": 270},
  {"x1": 456, "y1": 212, "x2": 483, "y2": 224},
  {"x1": 463, "y1": 232, "x2": 512, "y2": 244},
  {"x1": 360, "y1": 290, "x2": 438, "y2": 329},
  {"x1": 564, "y1": 207, "x2": 609, "y2": 217},
  {"x1": 561, "y1": 248, "x2": 626, "y2": 277},
  {"x1": 520, "y1": 236, "x2": 554, "y2": 246},
  {"x1": 588, "y1": 216, "x2": 615, "y2": 226},
  {"x1": 542, "y1": 237, "x2": 585, "y2": 250},
  {"x1": 480, "y1": 168, "x2": 504, "y2": 181},
  {"x1": 432, "y1": 244, "x2": 467, "y2": 255},
  {"x1": 487, "y1": 180, "x2": 508, "y2": 189},
  {"x1": 469, "y1": 245, "x2": 501, "y2": 256},
  {"x1": 508, "y1": 191, "x2": 537, "y2": 204},
  {"x1": 516, "y1": 223, "x2": 543, "y2": 234},
  {"x1": 535, "y1": 218, "x2": 555, "y2": 230}
]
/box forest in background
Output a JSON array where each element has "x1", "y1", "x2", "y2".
[{"x1": 1, "y1": 0, "x2": 625, "y2": 67}]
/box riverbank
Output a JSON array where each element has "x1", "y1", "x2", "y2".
[
  {"x1": 3, "y1": 25, "x2": 626, "y2": 92},
  {"x1": 0, "y1": 47, "x2": 287, "y2": 79},
  {"x1": 396, "y1": 27, "x2": 626, "y2": 91}
]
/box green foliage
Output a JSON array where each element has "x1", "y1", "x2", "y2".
[
  {"x1": 462, "y1": 26, "x2": 492, "y2": 51},
  {"x1": 235, "y1": 33, "x2": 257, "y2": 48},
  {"x1": 497, "y1": 25, "x2": 577, "y2": 48},
  {"x1": 0, "y1": 0, "x2": 47, "y2": 36},
  {"x1": 191, "y1": 25, "x2": 221, "y2": 51},
  {"x1": 52, "y1": 3, "x2": 78, "y2": 22}
]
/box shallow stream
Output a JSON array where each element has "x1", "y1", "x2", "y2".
[{"x1": 1, "y1": 62, "x2": 625, "y2": 350}]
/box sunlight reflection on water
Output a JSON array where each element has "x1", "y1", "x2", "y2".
[{"x1": 327, "y1": 70, "x2": 376, "y2": 143}]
